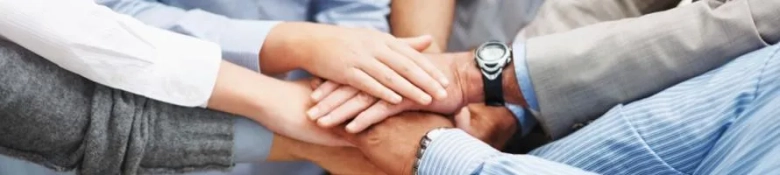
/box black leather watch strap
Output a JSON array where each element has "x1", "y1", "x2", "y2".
[{"x1": 483, "y1": 72, "x2": 504, "y2": 106}]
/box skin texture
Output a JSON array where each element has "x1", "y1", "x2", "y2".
[
  {"x1": 454, "y1": 104, "x2": 518, "y2": 149},
  {"x1": 208, "y1": 62, "x2": 350, "y2": 146},
  {"x1": 259, "y1": 22, "x2": 450, "y2": 105},
  {"x1": 334, "y1": 110, "x2": 517, "y2": 175},
  {"x1": 267, "y1": 133, "x2": 386, "y2": 175},
  {"x1": 307, "y1": 51, "x2": 525, "y2": 133},
  {"x1": 389, "y1": 0, "x2": 455, "y2": 53}
]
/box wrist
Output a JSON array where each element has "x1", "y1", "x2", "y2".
[
  {"x1": 267, "y1": 134, "x2": 302, "y2": 161},
  {"x1": 453, "y1": 51, "x2": 482, "y2": 104},
  {"x1": 259, "y1": 22, "x2": 309, "y2": 74},
  {"x1": 457, "y1": 50, "x2": 526, "y2": 107}
]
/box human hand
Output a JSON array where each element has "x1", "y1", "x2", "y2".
[
  {"x1": 306, "y1": 52, "x2": 475, "y2": 133},
  {"x1": 262, "y1": 22, "x2": 450, "y2": 106},
  {"x1": 268, "y1": 134, "x2": 386, "y2": 175},
  {"x1": 207, "y1": 63, "x2": 350, "y2": 147},
  {"x1": 334, "y1": 112, "x2": 454, "y2": 175},
  {"x1": 453, "y1": 104, "x2": 518, "y2": 149}
]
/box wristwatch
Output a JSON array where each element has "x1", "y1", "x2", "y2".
[
  {"x1": 412, "y1": 128, "x2": 451, "y2": 175},
  {"x1": 475, "y1": 41, "x2": 512, "y2": 106}
]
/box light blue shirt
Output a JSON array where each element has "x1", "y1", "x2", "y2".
[
  {"x1": 419, "y1": 43, "x2": 780, "y2": 174},
  {"x1": 97, "y1": 0, "x2": 390, "y2": 166},
  {"x1": 505, "y1": 41, "x2": 540, "y2": 136}
]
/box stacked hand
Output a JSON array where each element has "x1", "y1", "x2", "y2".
[
  {"x1": 268, "y1": 133, "x2": 386, "y2": 175},
  {"x1": 262, "y1": 22, "x2": 451, "y2": 106},
  {"x1": 305, "y1": 52, "x2": 476, "y2": 133},
  {"x1": 332, "y1": 108, "x2": 517, "y2": 175}
]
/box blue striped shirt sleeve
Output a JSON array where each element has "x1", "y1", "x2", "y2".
[{"x1": 419, "y1": 130, "x2": 595, "y2": 175}]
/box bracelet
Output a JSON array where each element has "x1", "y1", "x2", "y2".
[{"x1": 411, "y1": 128, "x2": 448, "y2": 175}]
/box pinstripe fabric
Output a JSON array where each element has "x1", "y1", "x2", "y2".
[{"x1": 420, "y1": 44, "x2": 780, "y2": 175}]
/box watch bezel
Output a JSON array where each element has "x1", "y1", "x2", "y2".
[{"x1": 475, "y1": 41, "x2": 512, "y2": 80}]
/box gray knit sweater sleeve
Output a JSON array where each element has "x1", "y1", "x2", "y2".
[{"x1": 0, "y1": 39, "x2": 236, "y2": 174}]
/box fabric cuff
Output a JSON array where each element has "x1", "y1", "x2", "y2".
[
  {"x1": 139, "y1": 101, "x2": 236, "y2": 174},
  {"x1": 172, "y1": 9, "x2": 280, "y2": 72},
  {"x1": 419, "y1": 130, "x2": 502, "y2": 175},
  {"x1": 506, "y1": 103, "x2": 537, "y2": 136},
  {"x1": 511, "y1": 42, "x2": 540, "y2": 112},
  {"x1": 233, "y1": 118, "x2": 273, "y2": 163},
  {"x1": 215, "y1": 19, "x2": 280, "y2": 72},
  {"x1": 137, "y1": 24, "x2": 222, "y2": 108}
]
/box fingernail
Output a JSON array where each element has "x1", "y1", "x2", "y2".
[
  {"x1": 346, "y1": 123, "x2": 360, "y2": 133},
  {"x1": 436, "y1": 89, "x2": 448, "y2": 99},
  {"x1": 307, "y1": 108, "x2": 320, "y2": 120},
  {"x1": 311, "y1": 91, "x2": 322, "y2": 101},
  {"x1": 439, "y1": 78, "x2": 450, "y2": 87},
  {"x1": 318, "y1": 115, "x2": 334, "y2": 126},
  {"x1": 420, "y1": 94, "x2": 432, "y2": 105},
  {"x1": 390, "y1": 94, "x2": 403, "y2": 104}
]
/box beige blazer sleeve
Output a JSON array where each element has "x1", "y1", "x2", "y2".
[
  {"x1": 520, "y1": 0, "x2": 681, "y2": 38},
  {"x1": 523, "y1": 0, "x2": 780, "y2": 139}
]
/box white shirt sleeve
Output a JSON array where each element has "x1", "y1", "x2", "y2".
[{"x1": 0, "y1": 0, "x2": 221, "y2": 107}]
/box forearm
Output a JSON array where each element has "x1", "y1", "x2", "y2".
[
  {"x1": 521, "y1": 0, "x2": 680, "y2": 37},
  {"x1": 419, "y1": 130, "x2": 595, "y2": 175},
  {"x1": 207, "y1": 61, "x2": 309, "y2": 127},
  {"x1": 266, "y1": 133, "x2": 385, "y2": 175},
  {"x1": 0, "y1": 40, "x2": 235, "y2": 174},
  {"x1": 0, "y1": 0, "x2": 221, "y2": 107},
  {"x1": 208, "y1": 61, "x2": 350, "y2": 147},
  {"x1": 448, "y1": 52, "x2": 525, "y2": 107},
  {"x1": 258, "y1": 22, "x2": 321, "y2": 74},
  {"x1": 99, "y1": 0, "x2": 280, "y2": 73},
  {"x1": 390, "y1": 0, "x2": 455, "y2": 52}
]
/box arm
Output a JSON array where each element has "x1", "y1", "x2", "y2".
[
  {"x1": 101, "y1": 0, "x2": 450, "y2": 101},
  {"x1": 389, "y1": 0, "x2": 455, "y2": 53},
  {"x1": 0, "y1": 39, "x2": 235, "y2": 174},
  {"x1": 515, "y1": 0, "x2": 780, "y2": 138},
  {"x1": 312, "y1": 0, "x2": 391, "y2": 32},
  {"x1": 420, "y1": 130, "x2": 596, "y2": 175},
  {"x1": 519, "y1": 0, "x2": 681, "y2": 38},
  {"x1": 0, "y1": 39, "x2": 379, "y2": 174},
  {"x1": 0, "y1": 0, "x2": 221, "y2": 107},
  {"x1": 335, "y1": 112, "x2": 594, "y2": 175},
  {"x1": 0, "y1": 0, "x2": 443, "y2": 146},
  {"x1": 97, "y1": 0, "x2": 279, "y2": 72}
]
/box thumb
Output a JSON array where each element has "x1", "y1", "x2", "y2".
[
  {"x1": 331, "y1": 126, "x2": 360, "y2": 147},
  {"x1": 453, "y1": 107, "x2": 472, "y2": 131},
  {"x1": 399, "y1": 35, "x2": 433, "y2": 51}
]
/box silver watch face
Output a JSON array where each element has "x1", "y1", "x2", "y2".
[{"x1": 478, "y1": 44, "x2": 507, "y2": 61}]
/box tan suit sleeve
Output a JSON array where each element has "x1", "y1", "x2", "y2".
[
  {"x1": 521, "y1": 0, "x2": 681, "y2": 38},
  {"x1": 524, "y1": 0, "x2": 780, "y2": 139}
]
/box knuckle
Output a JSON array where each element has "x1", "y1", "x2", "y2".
[
  {"x1": 318, "y1": 103, "x2": 334, "y2": 110},
  {"x1": 383, "y1": 74, "x2": 394, "y2": 83},
  {"x1": 356, "y1": 93, "x2": 376, "y2": 103}
]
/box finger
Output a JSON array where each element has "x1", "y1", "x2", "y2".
[
  {"x1": 311, "y1": 81, "x2": 340, "y2": 101},
  {"x1": 317, "y1": 92, "x2": 378, "y2": 128},
  {"x1": 365, "y1": 52, "x2": 433, "y2": 105},
  {"x1": 385, "y1": 43, "x2": 449, "y2": 100},
  {"x1": 391, "y1": 42, "x2": 451, "y2": 90},
  {"x1": 345, "y1": 100, "x2": 412, "y2": 133},
  {"x1": 398, "y1": 35, "x2": 433, "y2": 51},
  {"x1": 453, "y1": 107, "x2": 472, "y2": 132},
  {"x1": 346, "y1": 69, "x2": 404, "y2": 104},
  {"x1": 310, "y1": 77, "x2": 324, "y2": 89},
  {"x1": 307, "y1": 86, "x2": 359, "y2": 120}
]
